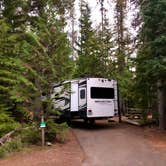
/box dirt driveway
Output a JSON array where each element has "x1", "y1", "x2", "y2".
[
  {"x1": 73, "y1": 120, "x2": 166, "y2": 166},
  {"x1": 0, "y1": 121, "x2": 165, "y2": 166}
]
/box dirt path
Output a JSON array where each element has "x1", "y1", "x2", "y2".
[
  {"x1": 0, "y1": 129, "x2": 84, "y2": 166},
  {"x1": 0, "y1": 121, "x2": 165, "y2": 166},
  {"x1": 73, "y1": 120, "x2": 166, "y2": 166}
]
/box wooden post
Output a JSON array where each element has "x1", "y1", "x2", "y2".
[
  {"x1": 42, "y1": 128, "x2": 45, "y2": 147},
  {"x1": 157, "y1": 80, "x2": 166, "y2": 130},
  {"x1": 41, "y1": 116, "x2": 45, "y2": 147},
  {"x1": 117, "y1": 82, "x2": 122, "y2": 123}
]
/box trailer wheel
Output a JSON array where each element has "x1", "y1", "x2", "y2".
[
  {"x1": 66, "y1": 118, "x2": 71, "y2": 126},
  {"x1": 83, "y1": 118, "x2": 88, "y2": 124},
  {"x1": 89, "y1": 119, "x2": 95, "y2": 125}
]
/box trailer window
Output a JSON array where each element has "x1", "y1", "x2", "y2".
[
  {"x1": 91, "y1": 87, "x2": 114, "y2": 99},
  {"x1": 80, "y1": 89, "x2": 85, "y2": 99}
]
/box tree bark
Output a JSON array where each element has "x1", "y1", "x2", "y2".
[
  {"x1": 157, "y1": 79, "x2": 166, "y2": 130},
  {"x1": 33, "y1": 78, "x2": 43, "y2": 121}
]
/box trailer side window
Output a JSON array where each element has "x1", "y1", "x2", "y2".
[
  {"x1": 91, "y1": 87, "x2": 114, "y2": 99},
  {"x1": 80, "y1": 89, "x2": 85, "y2": 99}
]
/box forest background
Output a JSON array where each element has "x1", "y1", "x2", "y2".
[{"x1": 0, "y1": 0, "x2": 165, "y2": 149}]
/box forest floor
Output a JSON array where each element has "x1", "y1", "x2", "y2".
[
  {"x1": 0, "y1": 119, "x2": 165, "y2": 166},
  {"x1": 144, "y1": 126, "x2": 166, "y2": 151}
]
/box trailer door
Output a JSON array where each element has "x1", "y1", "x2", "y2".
[
  {"x1": 79, "y1": 87, "x2": 86, "y2": 110},
  {"x1": 87, "y1": 86, "x2": 115, "y2": 118},
  {"x1": 71, "y1": 82, "x2": 79, "y2": 112}
]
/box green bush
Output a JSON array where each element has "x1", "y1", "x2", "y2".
[
  {"x1": 45, "y1": 119, "x2": 68, "y2": 143},
  {"x1": 0, "y1": 138, "x2": 23, "y2": 158},
  {"x1": 45, "y1": 119, "x2": 57, "y2": 142},
  {"x1": 0, "y1": 147, "x2": 7, "y2": 158},
  {"x1": 56, "y1": 122, "x2": 68, "y2": 143},
  {"x1": 0, "y1": 113, "x2": 20, "y2": 137},
  {"x1": 20, "y1": 128, "x2": 41, "y2": 145},
  {"x1": 4, "y1": 138, "x2": 23, "y2": 152},
  {"x1": 0, "y1": 127, "x2": 41, "y2": 158}
]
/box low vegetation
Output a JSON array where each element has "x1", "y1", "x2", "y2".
[
  {"x1": 0, "y1": 113, "x2": 20, "y2": 138},
  {"x1": 0, "y1": 138, "x2": 23, "y2": 158},
  {"x1": 0, "y1": 121, "x2": 69, "y2": 158},
  {"x1": 45, "y1": 119, "x2": 68, "y2": 143}
]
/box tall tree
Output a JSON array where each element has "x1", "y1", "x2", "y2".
[
  {"x1": 136, "y1": 0, "x2": 166, "y2": 129},
  {"x1": 69, "y1": 0, "x2": 77, "y2": 59},
  {"x1": 95, "y1": 4, "x2": 114, "y2": 78},
  {"x1": 75, "y1": 0, "x2": 101, "y2": 77},
  {"x1": 0, "y1": 19, "x2": 37, "y2": 121},
  {"x1": 0, "y1": 0, "x2": 73, "y2": 121},
  {"x1": 114, "y1": 0, "x2": 127, "y2": 73},
  {"x1": 112, "y1": 0, "x2": 135, "y2": 103}
]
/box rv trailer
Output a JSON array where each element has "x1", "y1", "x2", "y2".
[{"x1": 52, "y1": 78, "x2": 118, "y2": 123}]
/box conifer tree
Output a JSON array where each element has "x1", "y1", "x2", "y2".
[
  {"x1": 136, "y1": 0, "x2": 166, "y2": 129},
  {"x1": 75, "y1": 0, "x2": 100, "y2": 77},
  {"x1": 0, "y1": 0, "x2": 73, "y2": 121},
  {"x1": 113, "y1": 0, "x2": 135, "y2": 102},
  {"x1": 114, "y1": 0, "x2": 127, "y2": 73},
  {"x1": 0, "y1": 19, "x2": 37, "y2": 121},
  {"x1": 95, "y1": 5, "x2": 114, "y2": 78}
]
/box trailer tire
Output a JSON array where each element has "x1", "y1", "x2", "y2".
[
  {"x1": 89, "y1": 119, "x2": 95, "y2": 125},
  {"x1": 66, "y1": 118, "x2": 71, "y2": 126},
  {"x1": 83, "y1": 118, "x2": 88, "y2": 124}
]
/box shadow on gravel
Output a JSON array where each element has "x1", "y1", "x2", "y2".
[{"x1": 70, "y1": 120, "x2": 120, "y2": 131}]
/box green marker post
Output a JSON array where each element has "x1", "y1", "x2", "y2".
[{"x1": 40, "y1": 116, "x2": 46, "y2": 147}]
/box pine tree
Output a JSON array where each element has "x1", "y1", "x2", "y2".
[
  {"x1": 23, "y1": 0, "x2": 73, "y2": 119},
  {"x1": 114, "y1": 0, "x2": 127, "y2": 73},
  {"x1": 95, "y1": 5, "x2": 114, "y2": 78},
  {"x1": 0, "y1": 0, "x2": 73, "y2": 122},
  {"x1": 0, "y1": 19, "x2": 37, "y2": 122},
  {"x1": 75, "y1": 0, "x2": 101, "y2": 77},
  {"x1": 136, "y1": 0, "x2": 166, "y2": 129},
  {"x1": 112, "y1": 0, "x2": 135, "y2": 102}
]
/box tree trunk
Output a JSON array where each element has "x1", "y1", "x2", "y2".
[
  {"x1": 157, "y1": 79, "x2": 166, "y2": 130},
  {"x1": 33, "y1": 78, "x2": 43, "y2": 121}
]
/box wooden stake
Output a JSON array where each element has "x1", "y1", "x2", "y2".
[
  {"x1": 41, "y1": 116, "x2": 45, "y2": 147},
  {"x1": 41, "y1": 127, "x2": 45, "y2": 147}
]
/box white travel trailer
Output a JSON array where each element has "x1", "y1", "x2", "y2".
[{"x1": 52, "y1": 78, "x2": 118, "y2": 123}]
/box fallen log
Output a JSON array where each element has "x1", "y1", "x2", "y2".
[
  {"x1": 0, "y1": 130, "x2": 16, "y2": 146},
  {"x1": 0, "y1": 126, "x2": 34, "y2": 146}
]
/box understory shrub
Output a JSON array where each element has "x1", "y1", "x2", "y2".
[
  {"x1": 45, "y1": 119, "x2": 57, "y2": 142},
  {"x1": 0, "y1": 113, "x2": 20, "y2": 137},
  {"x1": 55, "y1": 122, "x2": 69, "y2": 143},
  {"x1": 20, "y1": 127, "x2": 41, "y2": 145},
  {"x1": 0, "y1": 147, "x2": 6, "y2": 158},
  {"x1": 0, "y1": 119, "x2": 69, "y2": 158},
  {"x1": 0, "y1": 138, "x2": 23, "y2": 158},
  {"x1": 45, "y1": 119, "x2": 68, "y2": 143}
]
